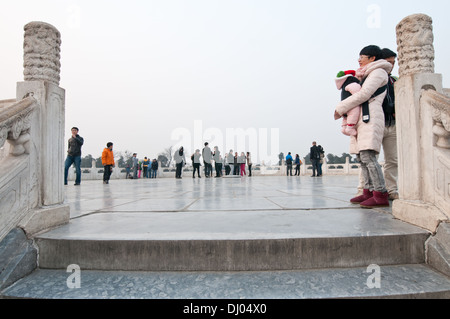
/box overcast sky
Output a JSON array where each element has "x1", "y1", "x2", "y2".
[{"x1": 1, "y1": 0, "x2": 449, "y2": 164}]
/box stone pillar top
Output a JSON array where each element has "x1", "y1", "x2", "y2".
[
  {"x1": 396, "y1": 14, "x2": 435, "y2": 77},
  {"x1": 23, "y1": 21, "x2": 61, "y2": 86}
]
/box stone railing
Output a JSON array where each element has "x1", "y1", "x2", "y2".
[
  {"x1": 66, "y1": 157, "x2": 363, "y2": 180},
  {"x1": 0, "y1": 96, "x2": 36, "y2": 156},
  {"x1": 393, "y1": 13, "x2": 450, "y2": 233},
  {"x1": 0, "y1": 96, "x2": 38, "y2": 241},
  {"x1": 419, "y1": 88, "x2": 450, "y2": 215},
  {"x1": 0, "y1": 22, "x2": 69, "y2": 243},
  {"x1": 422, "y1": 89, "x2": 450, "y2": 149}
]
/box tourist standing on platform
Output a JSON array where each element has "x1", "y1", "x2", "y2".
[
  {"x1": 138, "y1": 160, "x2": 142, "y2": 178},
  {"x1": 334, "y1": 45, "x2": 391, "y2": 208},
  {"x1": 131, "y1": 153, "x2": 138, "y2": 179},
  {"x1": 294, "y1": 154, "x2": 302, "y2": 176},
  {"x1": 174, "y1": 146, "x2": 186, "y2": 179},
  {"x1": 247, "y1": 152, "x2": 253, "y2": 177},
  {"x1": 310, "y1": 142, "x2": 321, "y2": 177},
  {"x1": 142, "y1": 157, "x2": 150, "y2": 178},
  {"x1": 234, "y1": 152, "x2": 240, "y2": 176},
  {"x1": 213, "y1": 146, "x2": 222, "y2": 177},
  {"x1": 202, "y1": 142, "x2": 213, "y2": 178},
  {"x1": 318, "y1": 145, "x2": 325, "y2": 176},
  {"x1": 286, "y1": 152, "x2": 293, "y2": 176},
  {"x1": 150, "y1": 159, "x2": 158, "y2": 178},
  {"x1": 381, "y1": 48, "x2": 399, "y2": 200},
  {"x1": 227, "y1": 150, "x2": 234, "y2": 176},
  {"x1": 355, "y1": 48, "x2": 399, "y2": 200},
  {"x1": 101, "y1": 142, "x2": 115, "y2": 184},
  {"x1": 224, "y1": 153, "x2": 231, "y2": 176},
  {"x1": 239, "y1": 152, "x2": 247, "y2": 176},
  {"x1": 192, "y1": 149, "x2": 202, "y2": 178},
  {"x1": 64, "y1": 127, "x2": 84, "y2": 186}
]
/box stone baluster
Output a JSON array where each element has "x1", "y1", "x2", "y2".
[
  {"x1": 16, "y1": 22, "x2": 69, "y2": 224},
  {"x1": 393, "y1": 14, "x2": 448, "y2": 231},
  {"x1": 17, "y1": 22, "x2": 65, "y2": 206}
]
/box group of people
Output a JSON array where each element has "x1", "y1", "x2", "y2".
[
  {"x1": 62, "y1": 127, "x2": 117, "y2": 185},
  {"x1": 126, "y1": 154, "x2": 159, "y2": 180},
  {"x1": 284, "y1": 142, "x2": 324, "y2": 177},
  {"x1": 285, "y1": 152, "x2": 303, "y2": 176},
  {"x1": 62, "y1": 130, "x2": 159, "y2": 185},
  {"x1": 174, "y1": 142, "x2": 253, "y2": 179},
  {"x1": 334, "y1": 45, "x2": 399, "y2": 208}
]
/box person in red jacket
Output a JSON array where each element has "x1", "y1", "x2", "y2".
[{"x1": 102, "y1": 142, "x2": 115, "y2": 184}]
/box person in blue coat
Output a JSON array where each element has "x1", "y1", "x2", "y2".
[{"x1": 285, "y1": 152, "x2": 293, "y2": 176}]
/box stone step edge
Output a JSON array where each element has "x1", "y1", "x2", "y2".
[
  {"x1": 36, "y1": 233, "x2": 427, "y2": 271},
  {"x1": 2, "y1": 264, "x2": 450, "y2": 300}
]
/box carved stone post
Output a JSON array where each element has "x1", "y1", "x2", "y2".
[
  {"x1": 396, "y1": 14, "x2": 435, "y2": 78},
  {"x1": 393, "y1": 14, "x2": 448, "y2": 231},
  {"x1": 16, "y1": 22, "x2": 69, "y2": 234},
  {"x1": 23, "y1": 22, "x2": 61, "y2": 86}
]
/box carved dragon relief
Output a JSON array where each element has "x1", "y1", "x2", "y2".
[
  {"x1": 0, "y1": 96, "x2": 37, "y2": 156},
  {"x1": 421, "y1": 89, "x2": 450, "y2": 149}
]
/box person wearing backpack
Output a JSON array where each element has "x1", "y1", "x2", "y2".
[
  {"x1": 354, "y1": 48, "x2": 399, "y2": 200},
  {"x1": 285, "y1": 152, "x2": 293, "y2": 176},
  {"x1": 334, "y1": 45, "x2": 392, "y2": 208},
  {"x1": 142, "y1": 157, "x2": 150, "y2": 178}
]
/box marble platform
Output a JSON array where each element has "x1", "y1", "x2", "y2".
[{"x1": 2, "y1": 175, "x2": 450, "y2": 299}]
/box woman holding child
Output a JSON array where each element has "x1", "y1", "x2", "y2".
[{"x1": 334, "y1": 45, "x2": 392, "y2": 208}]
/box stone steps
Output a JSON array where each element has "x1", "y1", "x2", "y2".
[
  {"x1": 3, "y1": 209, "x2": 450, "y2": 299},
  {"x1": 33, "y1": 209, "x2": 429, "y2": 271},
  {"x1": 2, "y1": 264, "x2": 450, "y2": 299},
  {"x1": 3, "y1": 177, "x2": 449, "y2": 300}
]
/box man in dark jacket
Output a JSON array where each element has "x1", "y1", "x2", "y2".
[
  {"x1": 150, "y1": 159, "x2": 159, "y2": 178},
  {"x1": 64, "y1": 127, "x2": 84, "y2": 185},
  {"x1": 310, "y1": 141, "x2": 321, "y2": 177}
]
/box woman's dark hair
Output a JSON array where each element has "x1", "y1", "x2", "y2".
[
  {"x1": 107, "y1": 142, "x2": 113, "y2": 148},
  {"x1": 360, "y1": 45, "x2": 382, "y2": 61},
  {"x1": 381, "y1": 48, "x2": 397, "y2": 59}
]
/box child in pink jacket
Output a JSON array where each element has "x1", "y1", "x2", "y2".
[{"x1": 335, "y1": 70, "x2": 362, "y2": 136}]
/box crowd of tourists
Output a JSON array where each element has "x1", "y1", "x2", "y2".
[
  {"x1": 125, "y1": 153, "x2": 159, "y2": 180},
  {"x1": 174, "y1": 142, "x2": 253, "y2": 179}
]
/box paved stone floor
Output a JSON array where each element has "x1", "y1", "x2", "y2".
[
  {"x1": 65, "y1": 175, "x2": 388, "y2": 218},
  {"x1": 59, "y1": 175, "x2": 406, "y2": 241}
]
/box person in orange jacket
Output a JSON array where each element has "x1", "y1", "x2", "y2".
[{"x1": 102, "y1": 142, "x2": 115, "y2": 184}]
